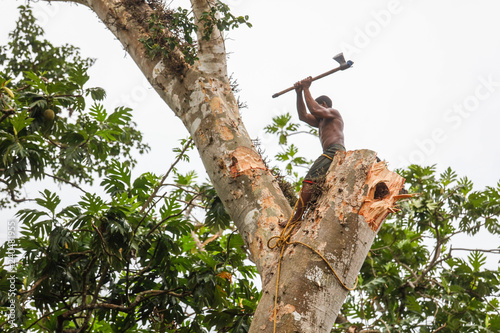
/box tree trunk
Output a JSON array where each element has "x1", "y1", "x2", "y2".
[
  {"x1": 250, "y1": 150, "x2": 405, "y2": 332},
  {"x1": 57, "y1": 0, "x2": 290, "y2": 275},
  {"x1": 44, "y1": 1, "x2": 406, "y2": 331}
]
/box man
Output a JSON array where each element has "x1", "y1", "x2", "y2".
[{"x1": 284, "y1": 76, "x2": 345, "y2": 225}]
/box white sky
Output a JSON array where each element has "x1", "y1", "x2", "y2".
[{"x1": 1, "y1": 1, "x2": 499, "y2": 261}]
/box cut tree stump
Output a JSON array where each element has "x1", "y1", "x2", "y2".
[{"x1": 249, "y1": 149, "x2": 409, "y2": 333}]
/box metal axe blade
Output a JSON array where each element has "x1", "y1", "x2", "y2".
[{"x1": 333, "y1": 52, "x2": 347, "y2": 65}]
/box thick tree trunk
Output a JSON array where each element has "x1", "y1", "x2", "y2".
[
  {"x1": 45, "y1": 1, "x2": 405, "y2": 331},
  {"x1": 250, "y1": 150, "x2": 405, "y2": 332},
  {"x1": 60, "y1": 0, "x2": 289, "y2": 276}
]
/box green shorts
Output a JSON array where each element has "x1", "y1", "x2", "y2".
[{"x1": 303, "y1": 144, "x2": 346, "y2": 184}]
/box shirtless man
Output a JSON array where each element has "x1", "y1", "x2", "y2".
[{"x1": 287, "y1": 76, "x2": 345, "y2": 224}]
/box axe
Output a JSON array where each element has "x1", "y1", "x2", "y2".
[{"x1": 272, "y1": 53, "x2": 354, "y2": 98}]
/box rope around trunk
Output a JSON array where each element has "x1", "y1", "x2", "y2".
[{"x1": 267, "y1": 187, "x2": 358, "y2": 332}]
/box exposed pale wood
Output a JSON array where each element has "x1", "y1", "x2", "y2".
[{"x1": 358, "y1": 160, "x2": 407, "y2": 232}]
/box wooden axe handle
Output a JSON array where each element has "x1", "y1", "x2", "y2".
[{"x1": 272, "y1": 60, "x2": 353, "y2": 98}]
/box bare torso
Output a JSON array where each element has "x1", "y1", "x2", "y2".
[{"x1": 317, "y1": 114, "x2": 344, "y2": 151}]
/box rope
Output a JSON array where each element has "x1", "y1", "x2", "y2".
[
  {"x1": 321, "y1": 153, "x2": 333, "y2": 160},
  {"x1": 267, "y1": 188, "x2": 358, "y2": 332}
]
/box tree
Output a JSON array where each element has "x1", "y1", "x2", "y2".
[
  {"x1": 1, "y1": 6, "x2": 259, "y2": 332},
  {"x1": 0, "y1": 1, "x2": 405, "y2": 331},
  {"x1": 1, "y1": 3, "x2": 499, "y2": 333}
]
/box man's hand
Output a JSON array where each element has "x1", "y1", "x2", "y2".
[
  {"x1": 294, "y1": 81, "x2": 303, "y2": 93},
  {"x1": 301, "y1": 76, "x2": 313, "y2": 89}
]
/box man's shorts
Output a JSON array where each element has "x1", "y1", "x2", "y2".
[{"x1": 303, "y1": 144, "x2": 346, "y2": 184}]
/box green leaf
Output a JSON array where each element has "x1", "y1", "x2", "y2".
[
  {"x1": 35, "y1": 190, "x2": 61, "y2": 214},
  {"x1": 9, "y1": 110, "x2": 34, "y2": 136},
  {"x1": 89, "y1": 103, "x2": 107, "y2": 122},
  {"x1": 79, "y1": 193, "x2": 108, "y2": 215},
  {"x1": 468, "y1": 251, "x2": 486, "y2": 272},
  {"x1": 68, "y1": 63, "x2": 90, "y2": 87},
  {"x1": 107, "y1": 106, "x2": 132, "y2": 126},
  {"x1": 86, "y1": 86, "x2": 106, "y2": 101}
]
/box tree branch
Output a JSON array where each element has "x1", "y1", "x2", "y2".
[
  {"x1": 91, "y1": 221, "x2": 122, "y2": 260},
  {"x1": 146, "y1": 192, "x2": 202, "y2": 238},
  {"x1": 19, "y1": 275, "x2": 49, "y2": 296},
  {"x1": 432, "y1": 323, "x2": 446, "y2": 333},
  {"x1": 190, "y1": 0, "x2": 228, "y2": 77},
  {"x1": 0, "y1": 179, "x2": 35, "y2": 203},
  {"x1": 42, "y1": 0, "x2": 90, "y2": 6},
  {"x1": 42, "y1": 172, "x2": 88, "y2": 193},
  {"x1": 451, "y1": 247, "x2": 500, "y2": 254},
  {"x1": 0, "y1": 108, "x2": 16, "y2": 124},
  {"x1": 376, "y1": 318, "x2": 391, "y2": 333},
  {"x1": 55, "y1": 288, "x2": 191, "y2": 325},
  {"x1": 390, "y1": 250, "x2": 419, "y2": 281},
  {"x1": 26, "y1": 307, "x2": 62, "y2": 331},
  {"x1": 412, "y1": 216, "x2": 443, "y2": 287},
  {"x1": 139, "y1": 138, "x2": 193, "y2": 214}
]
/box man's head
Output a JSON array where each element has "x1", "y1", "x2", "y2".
[{"x1": 315, "y1": 95, "x2": 332, "y2": 108}]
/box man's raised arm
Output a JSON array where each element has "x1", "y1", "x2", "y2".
[
  {"x1": 301, "y1": 77, "x2": 341, "y2": 119},
  {"x1": 295, "y1": 81, "x2": 319, "y2": 127}
]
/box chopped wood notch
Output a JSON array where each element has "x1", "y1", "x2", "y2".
[
  {"x1": 229, "y1": 146, "x2": 267, "y2": 177},
  {"x1": 357, "y1": 161, "x2": 411, "y2": 231}
]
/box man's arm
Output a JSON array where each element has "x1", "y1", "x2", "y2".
[
  {"x1": 302, "y1": 77, "x2": 341, "y2": 119},
  {"x1": 295, "y1": 81, "x2": 319, "y2": 127}
]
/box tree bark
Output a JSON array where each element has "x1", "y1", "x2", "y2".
[
  {"x1": 250, "y1": 150, "x2": 405, "y2": 332},
  {"x1": 59, "y1": 0, "x2": 289, "y2": 276},
  {"x1": 42, "y1": 1, "x2": 406, "y2": 331}
]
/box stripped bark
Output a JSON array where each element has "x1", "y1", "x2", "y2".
[{"x1": 41, "y1": 1, "x2": 406, "y2": 331}]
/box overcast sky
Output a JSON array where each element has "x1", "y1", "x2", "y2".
[{"x1": 1, "y1": 1, "x2": 499, "y2": 258}]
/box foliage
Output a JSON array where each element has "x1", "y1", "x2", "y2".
[
  {"x1": 0, "y1": 6, "x2": 259, "y2": 332},
  {"x1": 138, "y1": 8, "x2": 199, "y2": 67},
  {"x1": 334, "y1": 166, "x2": 500, "y2": 332},
  {"x1": 136, "y1": 0, "x2": 251, "y2": 66},
  {"x1": 0, "y1": 5, "x2": 148, "y2": 208},
  {"x1": 198, "y1": 1, "x2": 252, "y2": 41},
  {"x1": 264, "y1": 113, "x2": 317, "y2": 190}
]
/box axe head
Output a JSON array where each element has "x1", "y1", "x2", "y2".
[{"x1": 333, "y1": 53, "x2": 347, "y2": 65}]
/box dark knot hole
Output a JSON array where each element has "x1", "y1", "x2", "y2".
[{"x1": 374, "y1": 182, "x2": 390, "y2": 200}]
